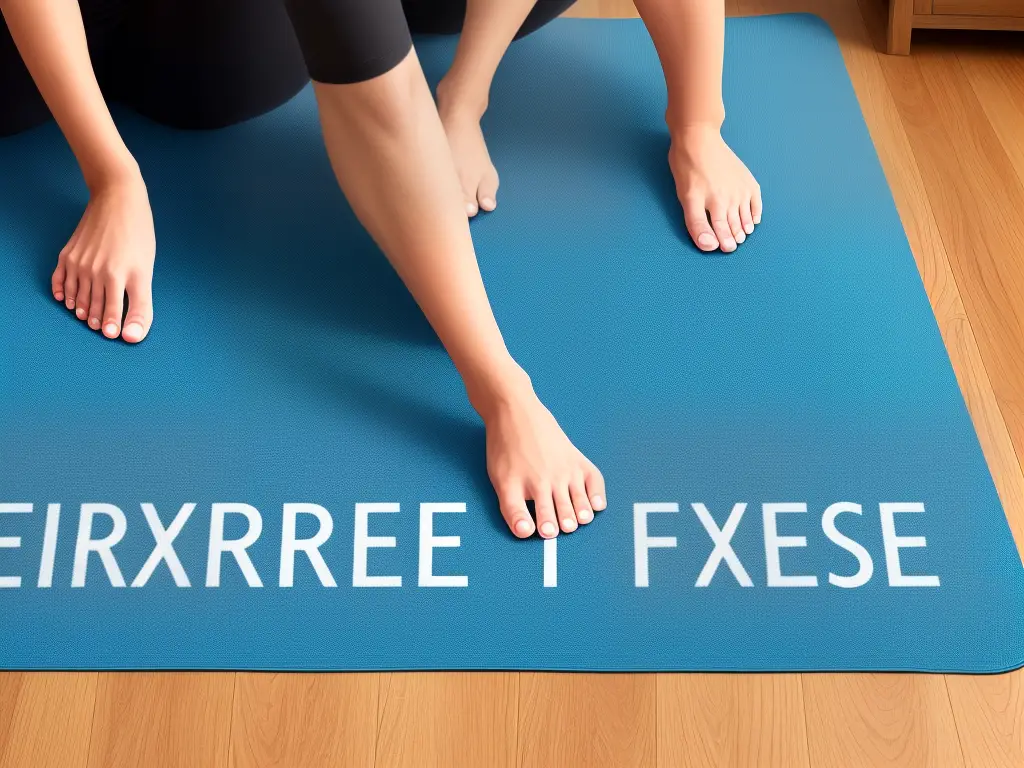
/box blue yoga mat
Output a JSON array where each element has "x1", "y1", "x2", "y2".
[{"x1": 1, "y1": 15, "x2": 1022, "y2": 672}]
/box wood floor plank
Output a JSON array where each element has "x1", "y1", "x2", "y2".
[
  {"x1": 86, "y1": 672, "x2": 234, "y2": 768},
  {"x1": 517, "y1": 673, "x2": 655, "y2": 768},
  {"x1": 880, "y1": 43, "x2": 1024, "y2": 484},
  {"x1": 228, "y1": 673, "x2": 377, "y2": 768},
  {"x1": 957, "y1": 43, "x2": 1024, "y2": 207},
  {"x1": 374, "y1": 672, "x2": 517, "y2": 768},
  {"x1": 0, "y1": 673, "x2": 96, "y2": 768},
  {"x1": 803, "y1": 674, "x2": 965, "y2": 767},
  {"x1": 945, "y1": 671, "x2": 1024, "y2": 768},
  {"x1": 657, "y1": 674, "x2": 809, "y2": 767}
]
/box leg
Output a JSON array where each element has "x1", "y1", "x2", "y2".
[
  {"x1": 0, "y1": 11, "x2": 51, "y2": 136},
  {"x1": 887, "y1": 0, "x2": 913, "y2": 55},
  {"x1": 633, "y1": 0, "x2": 763, "y2": 253},
  {"x1": 283, "y1": 0, "x2": 606, "y2": 536},
  {"x1": 0, "y1": 0, "x2": 155, "y2": 342},
  {"x1": 409, "y1": 0, "x2": 575, "y2": 216}
]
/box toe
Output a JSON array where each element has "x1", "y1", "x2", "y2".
[
  {"x1": 74, "y1": 278, "x2": 91, "y2": 323},
  {"x1": 88, "y1": 285, "x2": 104, "y2": 332},
  {"x1": 121, "y1": 273, "x2": 154, "y2": 343},
  {"x1": 728, "y1": 206, "x2": 745, "y2": 245},
  {"x1": 52, "y1": 263, "x2": 66, "y2": 303},
  {"x1": 554, "y1": 486, "x2": 578, "y2": 533},
  {"x1": 584, "y1": 463, "x2": 607, "y2": 512},
  {"x1": 63, "y1": 267, "x2": 79, "y2": 312},
  {"x1": 569, "y1": 474, "x2": 593, "y2": 524},
  {"x1": 740, "y1": 198, "x2": 754, "y2": 235},
  {"x1": 498, "y1": 482, "x2": 535, "y2": 539},
  {"x1": 752, "y1": 185, "x2": 763, "y2": 225},
  {"x1": 709, "y1": 202, "x2": 737, "y2": 253},
  {"x1": 532, "y1": 486, "x2": 559, "y2": 539},
  {"x1": 465, "y1": 199, "x2": 479, "y2": 217},
  {"x1": 101, "y1": 273, "x2": 125, "y2": 339},
  {"x1": 682, "y1": 194, "x2": 719, "y2": 252},
  {"x1": 478, "y1": 169, "x2": 499, "y2": 213}
]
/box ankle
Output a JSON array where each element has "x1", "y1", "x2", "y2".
[
  {"x1": 463, "y1": 360, "x2": 534, "y2": 422},
  {"x1": 436, "y1": 75, "x2": 489, "y2": 123}
]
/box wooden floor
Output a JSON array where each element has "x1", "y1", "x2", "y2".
[{"x1": 3, "y1": 1, "x2": 1024, "y2": 766}]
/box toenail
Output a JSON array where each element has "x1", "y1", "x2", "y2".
[
  {"x1": 578, "y1": 509, "x2": 593, "y2": 523},
  {"x1": 481, "y1": 198, "x2": 495, "y2": 210},
  {"x1": 540, "y1": 521, "x2": 557, "y2": 537},
  {"x1": 66, "y1": 299, "x2": 75, "y2": 310},
  {"x1": 697, "y1": 234, "x2": 716, "y2": 249},
  {"x1": 592, "y1": 495, "x2": 605, "y2": 510},
  {"x1": 562, "y1": 518, "x2": 577, "y2": 531},
  {"x1": 124, "y1": 322, "x2": 143, "y2": 339},
  {"x1": 54, "y1": 293, "x2": 63, "y2": 301},
  {"x1": 745, "y1": 223, "x2": 754, "y2": 234},
  {"x1": 514, "y1": 518, "x2": 532, "y2": 536},
  {"x1": 753, "y1": 215, "x2": 761, "y2": 224},
  {"x1": 75, "y1": 308, "x2": 85, "y2": 320},
  {"x1": 466, "y1": 203, "x2": 477, "y2": 215},
  {"x1": 104, "y1": 323, "x2": 118, "y2": 337}
]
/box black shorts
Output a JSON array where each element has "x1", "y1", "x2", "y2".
[{"x1": 0, "y1": 0, "x2": 575, "y2": 136}]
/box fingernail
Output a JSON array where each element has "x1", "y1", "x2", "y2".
[
  {"x1": 123, "y1": 322, "x2": 143, "y2": 340},
  {"x1": 104, "y1": 323, "x2": 118, "y2": 337},
  {"x1": 514, "y1": 518, "x2": 532, "y2": 537},
  {"x1": 697, "y1": 233, "x2": 717, "y2": 250},
  {"x1": 578, "y1": 509, "x2": 593, "y2": 523},
  {"x1": 562, "y1": 517, "x2": 577, "y2": 532},
  {"x1": 75, "y1": 308, "x2": 86, "y2": 320},
  {"x1": 540, "y1": 521, "x2": 557, "y2": 538},
  {"x1": 592, "y1": 495, "x2": 605, "y2": 510}
]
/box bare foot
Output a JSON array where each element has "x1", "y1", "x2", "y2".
[
  {"x1": 669, "y1": 124, "x2": 763, "y2": 253},
  {"x1": 436, "y1": 81, "x2": 499, "y2": 218},
  {"x1": 52, "y1": 167, "x2": 156, "y2": 343},
  {"x1": 468, "y1": 366, "x2": 607, "y2": 539}
]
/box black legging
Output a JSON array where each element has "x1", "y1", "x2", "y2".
[{"x1": 0, "y1": 0, "x2": 575, "y2": 136}]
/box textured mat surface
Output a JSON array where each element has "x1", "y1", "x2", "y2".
[{"x1": 1, "y1": 15, "x2": 1022, "y2": 671}]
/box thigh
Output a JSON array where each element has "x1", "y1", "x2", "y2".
[
  {"x1": 108, "y1": 0, "x2": 310, "y2": 130},
  {"x1": 401, "y1": 0, "x2": 577, "y2": 37}
]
